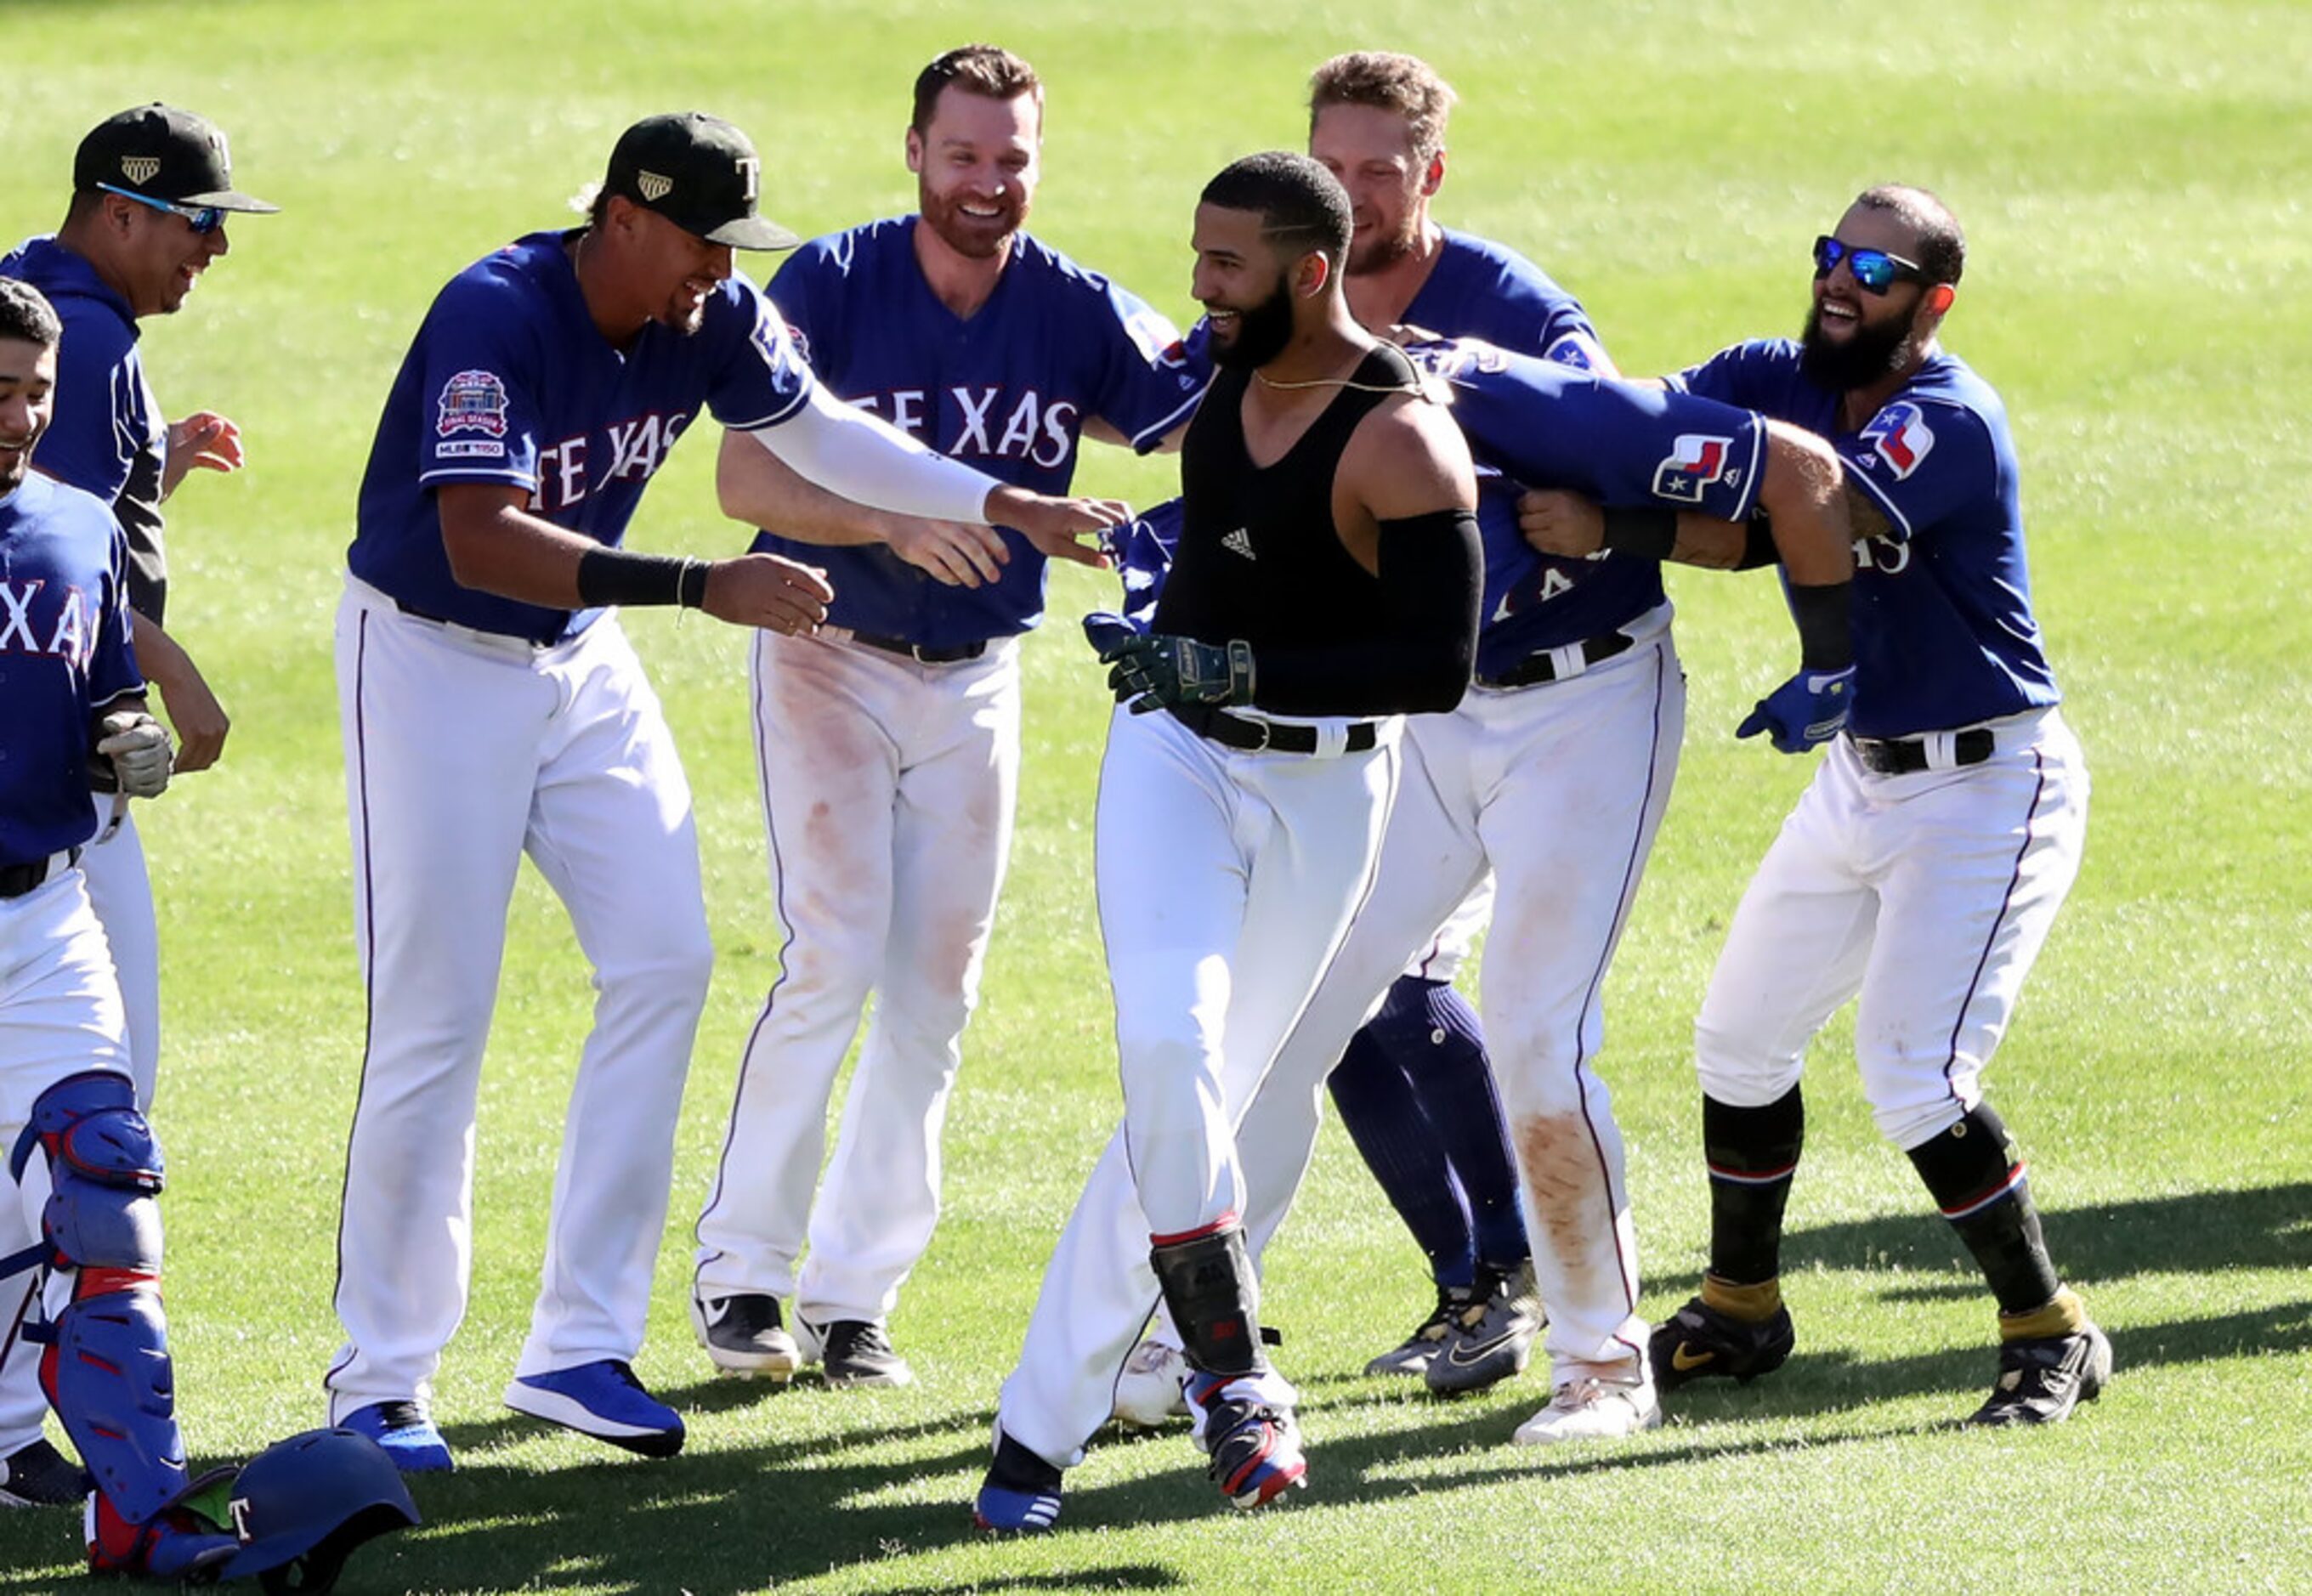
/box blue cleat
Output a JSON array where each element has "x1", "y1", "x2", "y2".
[
  {"x1": 503, "y1": 1361, "x2": 684, "y2": 1457},
  {"x1": 973, "y1": 1430, "x2": 1063, "y2": 1533},
  {"x1": 337, "y1": 1400, "x2": 454, "y2": 1474},
  {"x1": 1185, "y1": 1371, "x2": 1307, "y2": 1510}
]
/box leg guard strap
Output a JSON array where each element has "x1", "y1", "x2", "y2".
[{"x1": 1150, "y1": 1227, "x2": 1267, "y2": 1378}]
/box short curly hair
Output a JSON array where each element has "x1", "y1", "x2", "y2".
[{"x1": 1308, "y1": 52, "x2": 1457, "y2": 166}]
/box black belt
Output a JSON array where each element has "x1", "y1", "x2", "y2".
[
  {"x1": 849, "y1": 631, "x2": 988, "y2": 665},
  {"x1": 393, "y1": 597, "x2": 567, "y2": 648},
  {"x1": 1850, "y1": 727, "x2": 1996, "y2": 776},
  {"x1": 0, "y1": 849, "x2": 78, "y2": 900},
  {"x1": 1168, "y1": 705, "x2": 1380, "y2": 756},
  {"x1": 1476, "y1": 630, "x2": 1635, "y2": 690}
]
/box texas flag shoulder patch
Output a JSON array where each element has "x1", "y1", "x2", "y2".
[{"x1": 1860, "y1": 400, "x2": 1935, "y2": 479}]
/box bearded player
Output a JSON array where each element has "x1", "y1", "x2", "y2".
[
  {"x1": 689, "y1": 44, "x2": 1204, "y2": 1389},
  {"x1": 975, "y1": 151, "x2": 1482, "y2": 1530},
  {"x1": 1527, "y1": 185, "x2": 2108, "y2": 1425}
]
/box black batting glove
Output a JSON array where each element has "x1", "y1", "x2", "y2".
[{"x1": 1100, "y1": 631, "x2": 1256, "y2": 715}]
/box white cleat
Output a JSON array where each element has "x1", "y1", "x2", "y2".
[
  {"x1": 1511, "y1": 1372, "x2": 1663, "y2": 1446},
  {"x1": 1112, "y1": 1338, "x2": 1191, "y2": 1429}
]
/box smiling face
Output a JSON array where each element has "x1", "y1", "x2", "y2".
[
  {"x1": 1799, "y1": 200, "x2": 1936, "y2": 390},
  {"x1": 909, "y1": 85, "x2": 1040, "y2": 262},
  {"x1": 631, "y1": 201, "x2": 735, "y2": 336},
  {"x1": 0, "y1": 337, "x2": 60, "y2": 491},
  {"x1": 107, "y1": 194, "x2": 231, "y2": 318},
  {"x1": 1308, "y1": 101, "x2": 1438, "y2": 276},
  {"x1": 1191, "y1": 203, "x2": 1300, "y2": 371}
]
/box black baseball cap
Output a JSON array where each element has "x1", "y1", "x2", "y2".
[
  {"x1": 604, "y1": 112, "x2": 797, "y2": 251},
  {"x1": 73, "y1": 104, "x2": 280, "y2": 213}
]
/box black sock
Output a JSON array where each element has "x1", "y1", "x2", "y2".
[
  {"x1": 1703, "y1": 1086, "x2": 1805, "y2": 1286},
  {"x1": 1905, "y1": 1103, "x2": 2061, "y2": 1315}
]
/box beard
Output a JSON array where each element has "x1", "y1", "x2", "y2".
[
  {"x1": 1348, "y1": 211, "x2": 1421, "y2": 277},
  {"x1": 920, "y1": 182, "x2": 1025, "y2": 262},
  {"x1": 1209, "y1": 277, "x2": 1296, "y2": 371},
  {"x1": 1799, "y1": 300, "x2": 1924, "y2": 390}
]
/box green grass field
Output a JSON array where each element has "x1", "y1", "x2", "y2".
[{"x1": 3, "y1": 1, "x2": 2308, "y2": 1590}]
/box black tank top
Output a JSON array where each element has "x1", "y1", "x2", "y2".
[{"x1": 1155, "y1": 342, "x2": 1420, "y2": 697}]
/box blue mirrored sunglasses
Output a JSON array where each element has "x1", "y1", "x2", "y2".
[
  {"x1": 1811, "y1": 235, "x2": 1925, "y2": 294},
  {"x1": 97, "y1": 183, "x2": 224, "y2": 235}
]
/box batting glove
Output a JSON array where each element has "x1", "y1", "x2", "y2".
[
  {"x1": 94, "y1": 710, "x2": 175, "y2": 798},
  {"x1": 1101, "y1": 631, "x2": 1255, "y2": 716},
  {"x1": 1737, "y1": 665, "x2": 1855, "y2": 755}
]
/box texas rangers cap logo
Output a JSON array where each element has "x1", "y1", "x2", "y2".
[
  {"x1": 1652, "y1": 433, "x2": 1734, "y2": 503},
  {"x1": 120, "y1": 156, "x2": 162, "y2": 185},
  {"x1": 637, "y1": 170, "x2": 673, "y2": 203},
  {"x1": 437, "y1": 369, "x2": 511, "y2": 439}
]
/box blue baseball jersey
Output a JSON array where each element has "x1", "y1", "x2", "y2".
[
  {"x1": 1671, "y1": 340, "x2": 2059, "y2": 738},
  {"x1": 1404, "y1": 229, "x2": 1616, "y2": 375},
  {"x1": 348, "y1": 230, "x2": 814, "y2": 643},
  {"x1": 0, "y1": 473, "x2": 143, "y2": 863},
  {"x1": 752, "y1": 218, "x2": 1205, "y2": 648},
  {"x1": 1401, "y1": 336, "x2": 1764, "y2": 678},
  {"x1": 2, "y1": 235, "x2": 172, "y2": 620}
]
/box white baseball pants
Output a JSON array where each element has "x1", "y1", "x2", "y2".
[
  {"x1": 694, "y1": 629, "x2": 1020, "y2": 1324},
  {"x1": 76, "y1": 810, "x2": 158, "y2": 1108},
  {"x1": 997, "y1": 703, "x2": 1398, "y2": 1468},
  {"x1": 1234, "y1": 618, "x2": 1684, "y2": 1378},
  {"x1": 0, "y1": 869, "x2": 131, "y2": 1457},
  {"x1": 1694, "y1": 707, "x2": 2088, "y2": 1152},
  {"x1": 325, "y1": 580, "x2": 713, "y2": 1415}
]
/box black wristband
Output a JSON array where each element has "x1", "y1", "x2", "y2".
[
  {"x1": 1788, "y1": 580, "x2": 1854, "y2": 671},
  {"x1": 1599, "y1": 505, "x2": 1678, "y2": 560},
  {"x1": 1736, "y1": 514, "x2": 1782, "y2": 571},
  {"x1": 575, "y1": 546, "x2": 706, "y2": 608},
  {"x1": 679, "y1": 557, "x2": 711, "y2": 609}
]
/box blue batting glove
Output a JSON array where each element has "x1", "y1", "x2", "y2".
[{"x1": 1737, "y1": 665, "x2": 1856, "y2": 754}]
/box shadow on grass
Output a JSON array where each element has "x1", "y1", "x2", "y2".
[
  {"x1": 1645, "y1": 1180, "x2": 2312, "y2": 1302},
  {"x1": 0, "y1": 1185, "x2": 2300, "y2": 1593}
]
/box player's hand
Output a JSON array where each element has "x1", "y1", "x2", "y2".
[
  {"x1": 1736, "y1": 665, "x2": 1856, "y2": 755},
  {"x1": 1518, "y1": 488, "x2": 1606, "y2": 558},
  {"x1": 1100, "y1": 631, "x2": 1254, "y2": 715},
  {"x1": 886, "y1": 516, "x2": 1009, "y2": 588},
  {"x1": 94, "y1": 710, "x2": 175, "y2": 799},
  {"x1": 162, "y1": 411, "x2": 245, "y2": 498},
  {"x1": 987, "y1": 485, "x2": 1128, "y2": 570},
  {"x1": 150, "y1": 661, "x2": 230, "y2": 774},
  {"x1": 702, "y1": 552, "x2": 835, "y2": 636}
]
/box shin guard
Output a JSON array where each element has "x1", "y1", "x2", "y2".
[{"x1": 1150, "y1": 1226, "x2": 1266, "y2": 1378}]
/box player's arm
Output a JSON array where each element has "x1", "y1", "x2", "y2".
[
  {"x1": 745, "y1": 382, "x2": 1128, "y2": 570},
  {"x1": 436, "y1": 483, "x2": 835, "y2": 635},
  {"x1": 715, "y1": 428, "x2": 1012, "y2": 588},
  {"x1": 125, "y1": 614, "x2": 228, "y2": 774}
]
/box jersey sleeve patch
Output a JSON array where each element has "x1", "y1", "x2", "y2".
[
  {"x1": 1861, "y1": 399, "x2": 1935, "y2": 478},
  {"x1": 1651, "y1": 433, "x2": 1742, "y2": 503},
  {"x1": 436, "y1": 369, "x2": 512, "y2": 445}
]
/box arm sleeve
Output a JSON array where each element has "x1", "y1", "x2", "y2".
[
  {"x1": 748, "y1": 381, "x2": 999, "y2": 524},
  {"x1": 1839, "y1": 400, "x2": 1992, "y2": 542},
  {"x1": 35, "y1": 318, "x2": 145, "y2": 504},
  {"x1": 1086, "y1": 277, "x2": 1210, "y2": 452},
  {"x1": 88, "y1": 522, "x2": 146, "y2": 707},
  {"x1": 415, "y1": 284, "x2": 544, "y2": 493},
  {"x1": 704, "y1": 276, "x2": 815, "y2": 431},
  {"x1": 1251, "y1": 507, "x2": 1482, "y2": 716}
]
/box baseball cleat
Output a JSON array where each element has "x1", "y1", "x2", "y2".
[
  {"x1": 0, "y1": 1437, "x2": 91, "y2": 1508},
  {"x1": 1185, "y1": 1372, "x2": 1307, "y2": 1510},
  {"x1": 503, "y1": 1361, "x2": 684, "y2": 1457},
  {"x1": 1511, "y1": 1370, "x2": 1663, "y2": 1446},
  {"x1": 337, "y1": 1400, "x2": 456, "y2": 1474},
  {"x1": 1650, "y1": 1295, "x2": 1796, "y2": 1391},
  {"x1": 1970, "y1": 1322, "x2": 2112, "y2": 1426},
  {"x1": 1113, "y1": 1338, "x2": 1191, "y2": 1426},
  {"x1": 973, "y1": 1430, "x2": 1064, "y2": 1533},
  {"x1": 1363, "y1": 1282, "x2": 1475, "y2": 1377},
  {"x1": 1425, "y1": 1261, "x2": 1544, "y2": 1395},
  {"x1": 800, "y1": 1317, "x2": 915, "y2": 1387},
  {"x1": 691, "y1": 1289, "x2": 801, "y2": 1380}
]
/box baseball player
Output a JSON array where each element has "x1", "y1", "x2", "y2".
[
  {"x1": 0, "y1": 102, "x2": 274, "y2": 1514},
  {"x1": 325, "y1": 111, "x2": 1125, "y2": 1474},
  {"x1": 1114, "y1": 51, "x2": 1626, "y2": 1423},
  {"x1": 0, "y1": 274, "x2": 222, "y2": 1575},
  {"x1": 688, "y1": 44, "x2": 1205, "y2": 1390},
  {"x1": 1532, "y1": 185, "x2": 2108, "y2": 1424},
  {"x1": 975, "y1": 152, "x2": 1483, "y2": 1531}
]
